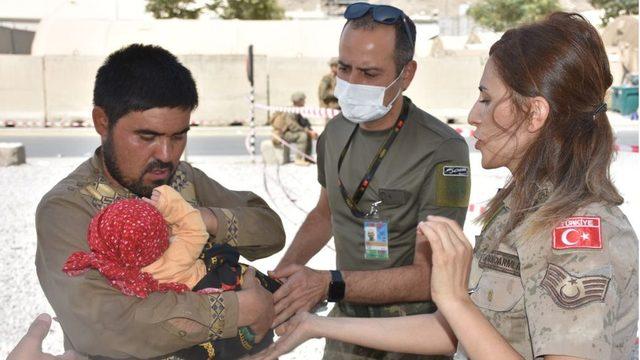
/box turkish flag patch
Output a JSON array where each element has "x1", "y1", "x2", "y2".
[{"x1": 552, "y1": 216, "x2": 602, "y2": 250}]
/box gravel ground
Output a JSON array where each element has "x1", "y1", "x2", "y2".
[{"x1": 0, "y1": 151, "x2": 637, "y2": 358}]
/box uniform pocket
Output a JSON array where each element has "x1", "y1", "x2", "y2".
[
  {"x1": 378, "y1": 188, "x2": 410, "y2": 208},
  {"x1": 471, "y1": 271, "x2": 524, "y2": 312}
]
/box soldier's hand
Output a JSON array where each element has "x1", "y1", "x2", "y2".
[
  {"x1": 270, "y1": 264, "x2": 330, "y2": 328},
  {"x1": 417, "y1": 216, "x2": 473, "y2": 308},
  {"x1": 306, "y1": 130, "x2": 319, "y2": 140},
  {"x1": 8, "y1": 314, "x2": 83, "y2": 360},
  {"x1": 237, "y1": 267, "x2": 275, "y2": 343}
]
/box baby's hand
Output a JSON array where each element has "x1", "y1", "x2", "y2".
[
  {"x1": 141, "y1": 188, "x2": 162, "y2": 208},
  {"x1": 142, "y1": 185, "x2": 188, "y2": 223}
]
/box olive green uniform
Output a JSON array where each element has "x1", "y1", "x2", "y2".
[
  {"x1": 317, "y1": 97, "x2": 471, "y2": 359},
  {"x1": 35, "y1": 148, "x2": 285, "y2": 359},
  {"x1": 318, "y1": 73, "x2": 339, "y2": 109},
  {"x1": 456, "y1": 188, "x2": 638, "y2": 359}
]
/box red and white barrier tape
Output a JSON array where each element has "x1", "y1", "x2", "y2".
[
  {"x1": 189, "y1": 120, "x2": 222, "y2": 126},
  {"x1": 615, "y1": 144, "x2": 639, "y2": 153},
  {"x1": 2, "y1": 120, "x2": 46, "y2": 127},
  {"x1": 254, "y1": 103, "x2": 341, "y2": 119},
  {"x1": 2, "y1": 110, "x2": 638, "y2": 157},
  {"x1": 270, "y1": 133, "x2": 317, "y2": 163},
  {"x1": 467, "y1": 203, "x2": 488, "y2": 215},
  {"x1": 2, "y1": 119, "x2": 221, "y2": 128},
  {"x1": 454, "y1": 127, "x2": 475, "y2": 138},
  {"x1": 1, "y1": 119, "x2": 93, "y2": 128}
]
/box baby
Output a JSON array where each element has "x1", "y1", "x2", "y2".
[{"x1": 63, "y1": 185, "x2": 277, "y2": 359}]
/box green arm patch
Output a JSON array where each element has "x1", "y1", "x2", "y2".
[{"x1": 434, "y1": 162, "x2": 471, "y2": 208}]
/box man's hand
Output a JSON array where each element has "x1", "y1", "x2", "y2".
[
  {"x1": 8, "y1": 314, "x2": 82, "y2": 360},
  {"x1": 237, "y1": 267, "x2": 275, "y2": 342},
  {"x1": 269, "y1": 265, "x2": 330, "y2": 328}
]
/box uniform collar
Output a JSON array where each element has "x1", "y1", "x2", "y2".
[{"x1": 501, "y1": 181, "x2": 554, "y2": 211}]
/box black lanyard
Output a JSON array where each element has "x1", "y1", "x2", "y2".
[{"x1": 337, "y1": 99, "x2": 409, "y2": 218}]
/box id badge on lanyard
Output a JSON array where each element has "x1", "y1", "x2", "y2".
[
  {"x1": 337, "y1": 99, "x2": 409, "y2": 261},
  {"x1": 363, "y1": 201, "x2": 389, "y2": 260}
]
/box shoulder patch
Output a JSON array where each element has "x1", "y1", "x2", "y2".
[
  {"x1": 541, "y1": 263, "x2": 610, "y2": 309},
  {"x1": 435, "y1": 162, "x2": 470, "y2": 208},
  {"x1": 443, "y1": 165, "x2": 469, "y2": 177},
  {"x1": 552, "y1": 216, "x2": 602, "y2": 250}
]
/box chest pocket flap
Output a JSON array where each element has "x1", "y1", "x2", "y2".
[
  {"x1": 471, "y1": 271, "x2": 524, "y2": 312},
  {"x1": 379, "y1": 188, "x2": 410, "y2": 207}
]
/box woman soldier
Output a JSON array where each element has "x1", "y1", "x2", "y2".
[{"x1": 252, "y1": 12, "x2": 638, "y2": 360}]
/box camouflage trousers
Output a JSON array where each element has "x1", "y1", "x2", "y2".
[
  {"x1": 282, "y1": 131, "x2": 312, "y2": 161},
  {"x1": 322, "y1": 301, "x2": 452, "y2": 360}
]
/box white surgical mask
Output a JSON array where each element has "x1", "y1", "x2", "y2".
[{"x1": 334, "y1": 69, "x2": 404, "y2": 123}]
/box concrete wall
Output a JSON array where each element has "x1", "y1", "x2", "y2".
[
  {"x1": 410, "y1": 56, "x2": 487, "y2": 121},
  {"x1": 0, "y1": 52, "x2": 627, "y2": 126},
  {"x1": 265, "y1": 55, "x2": 486, "y2": 123},
  {"x1": 0, "y1": 55, "x2": 45, "y2": 121},
  {"x1": 43, "y1": 55, "x2": 101, "y2": 121},
  {"x1": 266, "y1": 57, "x2": 332, "y2": 108},
  {"x1": 0, "y1": 54, "x2": 270, "y2": 126},
  {"x1": 183, "y1": 54, "x2": 267, "y2": 125}
]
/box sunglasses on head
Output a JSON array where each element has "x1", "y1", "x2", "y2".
[{"x1": 344, "y1": 2, "x2": 414, "y2": 47}]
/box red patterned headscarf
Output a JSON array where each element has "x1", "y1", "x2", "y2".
[{"x1": 63, "y1": 198, "x2": 189, "y2": 298}]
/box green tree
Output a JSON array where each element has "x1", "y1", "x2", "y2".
[
  {"x1": 468, "y1": 0, "x2": 561, "y2": 32},
  {"x1": 145, "y1": 0, "x2": 202, "y2": 19},
  {"x1": 217, "y1": 0, "x2": 285, "y2": 20},
  {"x1": 589, "y1": 0, "x2": 638, "y2": 25},
  {"x1": 146, "y1": 0, "x2": 285, "y2": 20}
]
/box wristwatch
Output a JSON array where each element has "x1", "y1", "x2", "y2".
[{"x1": 327, "y1": 270, "x2": 345, "y2": 302}]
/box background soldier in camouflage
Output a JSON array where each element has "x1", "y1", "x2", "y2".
[
  {"x1": 252, "y1": 12, "x2": 638, "y2": 360},
  {"x1": 270, "y1": 91, "x2": 318, "y2": 166},
  {"x1": 318, "y1": 57, "x2": 339, "y2": 110}
]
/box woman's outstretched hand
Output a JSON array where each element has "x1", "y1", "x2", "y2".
[
  {"x1": 417, "y1": 215, "x2": 473, "y2": 307},
  {"x1": 247, "y1": 311, "x2": 318, "y2": 360}
]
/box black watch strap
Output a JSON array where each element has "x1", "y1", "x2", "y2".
[{"x1": 327, "y1": 270, "x2": 345, "y2": 302}]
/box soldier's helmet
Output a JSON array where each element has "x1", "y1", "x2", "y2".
[{"x1": 291, "y1": 91, "x2": 306, "y2": 103}]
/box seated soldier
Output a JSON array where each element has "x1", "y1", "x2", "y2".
[{"x1": 270, "y1": 92, "x2": 318, "y2": 166}]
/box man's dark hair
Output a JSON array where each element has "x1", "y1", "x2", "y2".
[
  {"x1": 93, "y1": 44, "x2": 198, "y2": 128},
  {"x1": 346, "y1": 13, "x2": 416, "y2": 75}
]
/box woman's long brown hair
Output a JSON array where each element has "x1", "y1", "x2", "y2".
[{"x1": 478, "y1": 12, "x2": 623, "y2": 240}]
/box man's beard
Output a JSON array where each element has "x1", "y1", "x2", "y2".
[{"x1": 102, "y1": 135, "x2": 175, "y2": 198}]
